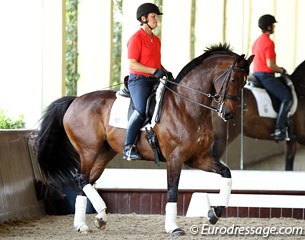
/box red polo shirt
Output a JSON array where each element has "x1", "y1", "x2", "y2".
[
  {"x1": 128, "y1": 29, "x2": 161, "y2": 76},
  {"x1": 252, "y1": 33, "x2": 276, "y2": 73}
]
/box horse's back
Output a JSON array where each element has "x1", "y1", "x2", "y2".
[
  {"x1": 63, "y1": 90, "x2": 116, "y2": 141},
  {"x1": 67, "y1": 90, "x2": 115, "y2": 115}
]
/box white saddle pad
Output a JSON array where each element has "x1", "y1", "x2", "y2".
[
  {"x1": 245, "y1": 78, "x2": 297, "y2": 118},
  {"x1": 108, "y1": 80, "x2": 166, "y2": 130},
  {"x1": 244, "y1": 85, "x2": 277, "y2": 118}
]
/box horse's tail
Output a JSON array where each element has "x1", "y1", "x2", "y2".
[{"x1": 36, "y1": 96, "x2": 79, "y2": 188}]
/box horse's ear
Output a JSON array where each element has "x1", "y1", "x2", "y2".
[
  {"x1": 246, "y1": 55, "x2": 255, "y2": 65},
  {"x1": 237, "y1": 54, "x2": 245, "y2": 63}
]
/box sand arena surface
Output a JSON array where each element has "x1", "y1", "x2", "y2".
[{"x1": 0, "y1": 213, "x2": 304, "y2": 240}]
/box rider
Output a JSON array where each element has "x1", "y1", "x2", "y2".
[
  {"x1": 252, "y1": 14, "x2": 292, "y2": 141},
  {"x1": 123, "y1": 3, "x2": 172, "y2": 161}
]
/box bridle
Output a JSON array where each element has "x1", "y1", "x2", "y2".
[{"x1": 160, "y1": 59, "x2": 248, "y2": 120}]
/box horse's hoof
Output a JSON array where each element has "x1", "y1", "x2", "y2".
[
  {"x1": 77, "y1": 225, "x2": 91, "y2": 234},
  {"x1": 170, "y1": 228, "x2": 186, "y2": 237},
  {"x1": 208, "y1": 208, "x2": 219, "y2": 225},
  {"x1": 94, "y1": 217, "x2": 107, "y2": 230}
]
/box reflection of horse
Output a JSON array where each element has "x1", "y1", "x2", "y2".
[
  {"x1": 212, "y1": 61, "x2": 305, "y2": 171},
  {"x1": 36, "y1": 44, "x2": 253, "y2": 237}
]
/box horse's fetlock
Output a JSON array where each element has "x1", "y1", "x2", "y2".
[{"x1": 73, "y1": 172, "x2": 89, "y2": 189}]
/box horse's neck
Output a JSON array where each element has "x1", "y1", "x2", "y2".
[{"x1": 166, "y1": 85, "x2": 213, "y2": 125}]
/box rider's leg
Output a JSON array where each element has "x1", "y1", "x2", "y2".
[
  {"x1": 123, "y1": 76, "x2": 156, "y2": 160},
  {"x1": 273, "y1": 99, "x2": 292, "y2": 140},
  {"x1": 123, "y1": 110, "x2": 144, "y2": 160}
]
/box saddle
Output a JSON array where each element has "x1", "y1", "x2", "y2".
[
  {"x1": 246, "y1": 74, "x2": 298, "y2": 140},
  {"x1": 246, "y1": 74, "x2": 297, "y2": 116},
  {"x1": 248, "y1": 74, "x2": 285, "y2": 112}
]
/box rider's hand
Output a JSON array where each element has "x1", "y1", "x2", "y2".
[
  {"x1": 166, "y1": 71, "x2": 174, "y2": 80},
  {"x1": 281, "y1": 67, "x2": 287, "y2": 75},
  {"x1": 153, "y1": 69, "x2": 167, "y2": 79}
]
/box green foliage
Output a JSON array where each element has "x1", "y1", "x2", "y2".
[
  {"x1": 154, "y1": 0, "x2": 163, "y2": 38},
  {"x1": 112, "y1": 0, "x2": 123, "y2": 90},
  {"x1": 65, "y1": 0, "x2": 79, "y2": 96},
  {"x1": 0, "y1": 110, "x2": 25, "y2": 129}
]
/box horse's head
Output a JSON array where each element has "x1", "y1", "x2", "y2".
[{"x1": 214, "y1": 54, "x2": 254, "y2": 121}]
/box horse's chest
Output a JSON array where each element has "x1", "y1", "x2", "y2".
[{"x1": 195, "y1": 126, "x2": 213, "y2": 146}]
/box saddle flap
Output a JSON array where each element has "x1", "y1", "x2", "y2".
[{"x1": 111, "y1": 79, "x2": 168, "y2": 129}]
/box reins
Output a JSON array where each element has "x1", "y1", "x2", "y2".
[
  {"x1": 160, "y1": 61, "x2": 241, "y2": 114},
  {"x1": 160, "y1": 79, "x2": 220, "y2": 112}
]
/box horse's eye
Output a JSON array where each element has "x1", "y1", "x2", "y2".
[{"x1": 231, "y1": 78, "x2": 236, "y2": 83}]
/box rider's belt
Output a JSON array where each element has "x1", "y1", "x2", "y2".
[{"x1": 129, "y1": 74, "x2": 156, "y2": 79}]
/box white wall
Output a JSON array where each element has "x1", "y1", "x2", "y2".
[
  {"x1": 0, "y1": 0, "x2": 304, "y2": 128},
  {"x1": 41, "y1": 0, "x2": 65, "y2": 112},
  {"x1": 77, "y1": 0, "x2": 112, "y2": 95},
  {"x1": 0, "y1": 0, "x2": 43, "y2": 128}
]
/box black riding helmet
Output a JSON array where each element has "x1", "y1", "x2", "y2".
[
  {"x1": 258, "y1": 14, "x2": 277, "y2": 31},
  {"x1": 136, "y1": 3, "x2": 163, "y2": 21}
]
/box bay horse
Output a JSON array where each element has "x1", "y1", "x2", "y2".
[
  {"x1": 36, "y1": 43, "x2": 254, "y2": 237},
  {"x1": 212, "y1": 60, "x2": 305, "y2": 171}
]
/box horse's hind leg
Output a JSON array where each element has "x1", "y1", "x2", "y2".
[
  {"x1": 285, "y1": 139, "x2": 297, "y2": 171},
  {"x1": 74, "y1": 145, "x2": 116, "y2": 232},
  {"x1": 74, "y1": 172, "x2": 108, "y2": 232}
]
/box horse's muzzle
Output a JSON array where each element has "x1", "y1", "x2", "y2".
[{"x1": 221, "y1": 111, "x2": 234, "y2": 121}]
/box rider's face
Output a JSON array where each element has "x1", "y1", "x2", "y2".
[
  {"x1": 145, "y1": 13, "x2": 159, "y2": 29},
  {"x1": 268, "y1": 23, "x2": 275, "y2": 34}
]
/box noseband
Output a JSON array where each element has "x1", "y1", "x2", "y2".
[
  {"x1": 161, "y1": 59, "x2": 247, "y2": 119},
  {"x1": 213, "y1": 61, "x2": 247, "y2": 118}
]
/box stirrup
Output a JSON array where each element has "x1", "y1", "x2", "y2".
[
  {"x1": 123, "y1": 145, "x2": 141, "y2": 161},
  {"x1": 271, "y1": 129, "x2": 287, "y2": 141}
]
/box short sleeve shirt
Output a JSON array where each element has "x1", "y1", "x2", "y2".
[
  {"x1": 252, "y1": 33, "x2": 276, "y2": 73},
  {"x1": 128, "y1": 29, "x2": 161, "y2": 76}
]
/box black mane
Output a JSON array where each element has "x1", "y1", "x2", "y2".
[
  {"x1": 175, "y1": 43, "x2": 237, "y2": 83},
  {"x1": 291, "y1": 60, "x2": 305, "y2": 94}
]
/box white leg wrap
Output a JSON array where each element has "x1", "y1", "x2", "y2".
[
  {"x1": 74, "y1": 195, "x2": 89, "y2": 231},
  {"x1": 165, "y1": 202, "x2": 179, "y2": 233},
  {"x1": 83, "y1": 184, "x2": 107, "y2": 221},
  {"x1": 218, "y1": 177, "x2": 232, "y2": 207}
]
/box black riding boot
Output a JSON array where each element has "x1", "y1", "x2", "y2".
[
  {"x1": 272, "y1": 100, "x2": 292, "y2": 141},
  {"x1": 123, "y1": 110, "x2": 143, "y2": 161}
]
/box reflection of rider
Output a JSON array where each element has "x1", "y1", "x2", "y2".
[
  {"x1": 123, "y1": 3, "x2": 172, "y2": 161},
  {"x1": 252, "y1": 14, "x2": 292, "y2": 141}
]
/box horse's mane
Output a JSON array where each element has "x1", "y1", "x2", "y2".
[
  {"x1": 175, "y1": 43, "x2": 237, "y2": 83},
  {"x1": 291, "y1": 60, "x2": 305, "y2": 94}
]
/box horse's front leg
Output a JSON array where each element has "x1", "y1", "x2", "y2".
[
  {"x1": 207, "y1": 160, "x2": 232, "y2": 224},
  {"x1": 165, "y1": 160, "x2": 186, "y2": 236},
  {"x1": 187, "y1": 158, "x2": 232, "y2": 225}
]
